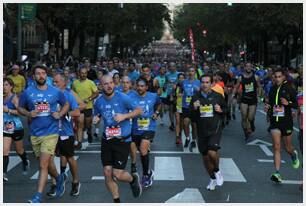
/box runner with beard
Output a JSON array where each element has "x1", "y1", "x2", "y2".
[
  {"x1": 18, "y1": 65, "x2": 69, "y2": 203},
  {"x1": 92, "y1": 75, "x2": 142, "y2": 203}
]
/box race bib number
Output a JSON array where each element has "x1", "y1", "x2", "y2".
[
  {"x1": 273, "y1": 106, "x2": 285, "y2": 117},
  {"x1": 137, "y1": 118, "x2": 150, "y2": 131},
  {"x1": 186, "y1": 96, "x2": 192, "y2": 105},
  {"x1": 4, "y1": 121, "x2": 15, "y2": 134},
  {"x1": 105, "y1": 126, "x2": 122, "y2": 139},
  {"x1": 35, "y1": 102, "x2": 51, "y2": 117},
  {"x1": 245, "y1": 83, "x2": 254, "y2": 93},
  {"x1": 200, "y1": 104, "x2": 214, "y2": 118}
]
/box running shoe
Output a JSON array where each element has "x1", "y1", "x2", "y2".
[
  {"x1": 55, "y1": 173, "x2": 66, "y2": 197},
  {"x1": 70, "y1": 182, "x2": 81, "y2": 196},
  {"x1": 292, "y1": 150, "x2": 300, "y2": 169},
  {"x1": 206, "y1": 179, "x2": 217, "y2": 190},
  {"x1": 270, "y1": 172, "x2": 282, "y2": 183},
  {"x1": 22, "y1": 160, "x2": 30, "y2": 175},
  {"x1": 130, "y1": 173, "x2": 142, "y2": 198},
  {"x1": 184, "y1": 138, "x2": 190, "y2": 148},
  {"x1": 176, "y1": 137, "x2": 182, "y2": 145},
  {"x1": 3, "y1": 173, "x2": 8, "y2": 182},
  {"x1": 46, "y1": 184, "x2": 56, "y2": 197},
  {"x1": 141, "y1": 170, "x2": 154, "y2": 188},
  {"x1": 214, "y1": 171, "x2": 224, "y2": 186},
  {"x1": 28, "y1": 193, "x2": 42, "y2": 203}
]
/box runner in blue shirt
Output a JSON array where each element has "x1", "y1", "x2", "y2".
[
  {"x1": 180, "y1": 67, "x2": 201, "y2": 151},
  {"x1": 18, "y1": 65, "x2": 70, "y2": 203},
  {"x1": 165, "y1": 62, "x2": 179, "y2": 131},
  {"x1": 153, "y1": 65, "x2": 167, "y2": 125},
  {"x1": 130, "y1": 77, "x2": 161, "y2": 188},
  {"x1": 92, "y1": 75, "x2": 142, "y2": 203},
  {"x1": 46, "y1": 73, "x2": 81, "y2": 197},
  {"x1": 3, "y1": 78, "x2": 30, "y2": 182}
]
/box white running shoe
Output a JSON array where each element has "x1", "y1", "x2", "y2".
[
  {"x1": 214, "y1": 171, "x2": 224, "y2": 186},
  {"x1": 206, "y1": 179, "x2": 217, "y2": 190}
]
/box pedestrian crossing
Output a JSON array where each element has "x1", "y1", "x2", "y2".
[{"x1": 7, "y1": 154, "x2": 247, "y2": 183}]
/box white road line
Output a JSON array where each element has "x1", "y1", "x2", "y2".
[
  {"x1": 154, "y1": 157, "x2": 184, "y2": 180},
  {"x1": 257, "y1": 159, "x2": 285, "y2": 163},
  {"x1": 7, "y1": 156, "x2": 22, "y2": 172},
  {"x1": 10, "y1": 150, "x2": 198, "y2": 155},
  {"x1": 282, "y1": 180, "x2": 302, "y2": 184},
  {"x1": 257, "y1": 109, "x2": 299, "y2": 132},
  {"x1": 220, "y1": 158, "x2": 247, "y2": 182},
  {"x1": 165, "y1": 188, "x2": 205, "y2": 203},
  {"x1": 30, "y1": 156, "x2": 79, "y2": 180},
  {"x1": 92, "y1": 176, "x2": 105, "y2": 180},
  {"x1": 259, "y1": 145, "x2": 273, "y2": 156}
]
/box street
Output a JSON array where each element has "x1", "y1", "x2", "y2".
[{"x1": 3, "y1": 103, "x2": 303, "y2": 203}]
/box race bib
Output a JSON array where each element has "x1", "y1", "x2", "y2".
[
  {"x1": 245, "y1": 83, "x2": 254, "y2": 93},
  {"x1": 4, "y1": 121, "x2": 15, "y2": 134},
  {"x1": 137, "y1": 118, "x2": 150, "y2": 131},
  {"x1": 186, "y1": 96, "x2": 192, "y2": 105},
  {"x1": 273, "y1": 105, "x2": 285, "y2": 117},
  {"x1": 105, "y1": 126, "x2": 122, "y2": 139},
  {"x1": 35, "y1": 102, "x2": 51, "y2": 117},
  {"x1": 200, "y1": 104, "x2": 214, "y2": 118}
]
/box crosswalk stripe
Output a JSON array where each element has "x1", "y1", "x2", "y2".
[
  {"x1": 7, "y1": 156, "x2": 22, "y2": 172},
  {"x1": 30, "y1": 156, "x2": 79, "y2": 180},
  {"x1": 259, "y1": 145, "x2": 273, "y2": 156},
  {"x1": 257, "y1": 159, "x2": 285, "y2": 163},
  {"x1": 92, "y1": 176, "x2": 105, "y2": 180},
  {"x1": 154, "y1": 156, "x2": 184, "y2": 180},
  {"x1": 282, "y1": 180, "x2": 302, "y2": 184},
  {"x1": 220, "y1": 158, "x2": 247, "y2": 182},
  {"x1": 165, "y1": 188, "x2": 205, "y2": 203}
]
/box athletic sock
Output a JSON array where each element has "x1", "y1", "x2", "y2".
[
  {"x1": 18, "y1": 152, "x2": 28, "y2": 166},
  {"x1": 61, "y1": 166, "x2": 67, "y2": 174},
  {"x1": 141, "y1": 154, "x2": 149, "y2": 176},
  {"x1": 4, "y1": 155, "x2": 9, "y2": 173}
]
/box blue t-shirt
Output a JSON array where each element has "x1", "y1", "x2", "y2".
[
  {"x1": 59, "y1": 89, "x2": 79, "y2": 137},
  {"x1": 115, "y1": 85, "x2": 123, "y2": 92},
  {"x1": 131, "y1": 92, "x2": 161, "y2": 134},
  {"x1": 3, "y1": 94, "x2": 23, "y2": 133},
  {"x1": 166, "y1": 71, "x2": 178, "y2": 95},
  {"x1": 93, "y1": 91, "x2": 138, "y2": 142},
  {"x1": 19, "y1": 85, "x2": 67, "y2": 137},
  {"x1": 182, "y1": 79, "x2": 201, "y2": 108}
]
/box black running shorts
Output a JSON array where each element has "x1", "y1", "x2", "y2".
[
  {"x1": 101, "y1": 138, "x2": 131, "y2": 170},
  {"x1": 197, "y1": 131, "x2": 222, "y2": 156},
  {"x1": 3, "y1": 129, "x2": 24, "y2": 141},
  {"x1": 132, "y1": 131, "x2": 155, "y2": 147},
  {"x1": 56, "y1": 136, "x2": 75, "y2": 157}
]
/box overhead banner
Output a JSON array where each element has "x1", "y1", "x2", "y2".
[{"x1": 188, "y1": 28, "x2": 195, "y2": 62}]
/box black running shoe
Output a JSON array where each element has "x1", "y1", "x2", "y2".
[
  {"x1": 130, "y1": 173, "x2": 142, "y2": 198},
  {"x1": 47, "y1": 184, "x2": 56, "y2": 197},
  {"x1": 70, "y1": 182, "x2": 81, "y2": 196},
  {"x1": 184, "y1": 138, "x2": 190, "y2": 148}
]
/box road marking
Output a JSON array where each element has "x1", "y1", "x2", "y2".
[
  {"x1": 259, "y1": 145, "x2": 273, "y2": 156},
  {"x1": 282, "y1": 180, "x2": 302, "y2": 184},
  {"x1": 10, "y1": 150, "x2": 199, "y2": 155},
  {"x1": 92, "y1": 176, "x2": 105, "y2": 180},
  {"x1": 257, "y1": 109, "x2": 299, "y2": 132},
  {"x1": 220, "y1": 158, "x2": 247, "y2": 182},
  {"x1": 7, "y1": 156, "x2": 22, "y2": 172},
  {"x1": 31, "y1": 156, "x2": 79, "y2": 180},
  {"x1": 246, "y1": 139, "x2": 272, "y2": 146},
  {"x1": 257, "y1": 159, "x2": 285, "y2": 163},
  {"x1": 154, "y1": 157, "x2": 184, "y2": 180},
  {"x1": 165, "y1": 188, "x2": 205, "y2": 203}
]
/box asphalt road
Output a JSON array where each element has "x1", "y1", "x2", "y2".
[{"x1": 3, "y1": 102, "x2": 303, "y2": 203}]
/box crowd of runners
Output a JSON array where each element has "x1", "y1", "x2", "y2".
[{"x1": 3, "y1": 56, "x2": 303, "y2": 203}]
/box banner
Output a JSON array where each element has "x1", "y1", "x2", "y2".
[{"x1": 188, "y1": 28, "x2": 195, "y2": 62}]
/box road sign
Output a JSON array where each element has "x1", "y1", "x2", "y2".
[{"x1": 21, "y1": 4, "x2": 37, "y2": 21}]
